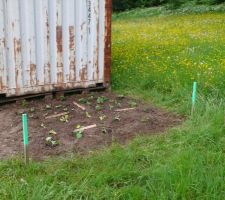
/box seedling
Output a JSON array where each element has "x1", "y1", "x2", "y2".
[
  {"x1": 99, "y1": 115, "x2": 106, "y2": 121},
  {"x1": 128, "y1": 101, "x2": 137, "y2": 108},
  {"x1": 109, "y1": 105, "x2": 114, "y2": 111},
  {"x1": 88, "y1": 95, "x2": 94, "y2": 101},
  {"x1": 143, "y1": 108, "x2": 150, "y2": 113},
  {"x1": 117, "y1": 94, "x2": 125, "y2": 100},
  {"x1": 60, "y1": 95, "x2": 66, "y2": 101},
  {"x1": 101, "y1": 127, "x2": 108, "y2": 134},
  {"x1": 49, "y1": 129, "x2": 57, "y2": 135},
  {"x1": 115, "y1": 101, "x2": 122, "y2": 108},
  {"x1": 79, "y1": 98, "x2": 88, "y2": 104},
  {"x1": 21, "y1": 100, "x2": 28, "y2": 108},
  {"x1": 86, "y1": 112, "x2": 91, "y2": 118},
  {"x1": 60, "y1": 114, "x2": 69, "y2": 123},
  {"x1": 95, "y1": 105, "x2": 102, "y2": 111},
  {"x1": 45, "y1": 136, "x2": 59, "y2": 147},
  {"x1": 97, "y1": 96, "x2": 108, "y2": 104},
  {"x1": 113, "y1": 115, "x2": 121, "y2": 122},
  {"x1": 141, "y1": 117, "x2": 150, "y2": 123},
  {"x1": 73, "y1": 125, "x2": 84, "y2": 139},
  {"x1": 41, "y1": 123, "x2": 46, "y2": 129}
]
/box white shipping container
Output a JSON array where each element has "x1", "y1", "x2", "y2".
[{"x1": 0, "y1": 0, "x2": 111, "y2": 97}]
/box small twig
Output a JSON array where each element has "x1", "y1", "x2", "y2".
[
  {"x1": 73, "y1": 101, "x2": 86, "y2": 111},
  {"x1": 75, "y1": 124, "x2": 97, "y2": 132},
  {"x1": 45, "y1": 112, "x2": 68, "y2": 119},
  {"x1": 115, "y1": 108, "x2": 136, "y2": 112}
]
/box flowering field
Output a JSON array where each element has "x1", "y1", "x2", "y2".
[
  {"x1": 1, "y1": 10, "x2": 225, "y2": 200},
  {"x1": 112, "y1": 13, "x2": 225, "y2": 96}
]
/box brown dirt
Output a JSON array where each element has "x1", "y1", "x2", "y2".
[{"x1": 0, "y1": 92, "x2": 183, "y2": 160}]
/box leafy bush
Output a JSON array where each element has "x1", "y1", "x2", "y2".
[
  {"x1": 112, "y1": 0, "x2": 225, "y2": 11},
  {"x1": 195, "y1": 0, "x2": 225, "y2": 4},
  {"x1": 113, "y1": 0, "x2": 167, "y2": 11}
]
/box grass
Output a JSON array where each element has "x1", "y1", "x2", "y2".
[{"x1": 1, "y1": 6, "x2": 225, "y2": 200}]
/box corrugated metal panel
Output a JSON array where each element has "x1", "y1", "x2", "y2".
[{"x1": 0, "y1": 0, "x2": 111, "y2": 97}]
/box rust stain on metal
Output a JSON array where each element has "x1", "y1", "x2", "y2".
[
  {"x1": 45, "y1": 11, "x2": 51, "y2": 84},
  {"x1": 30, "y1": 64, "x2": 36, "y2": 86},
  {"x1": 13, "y1": 38, "x2": 21, "y2": 62},
  {"x1": 15, "y1": 68, "x2": 20, "y2": 95},
  {"x1": 80, "y1": 67, "x2": 87, "y2": 81},
  {"x1": 69, "y1": 26, "x2": 75, "y2": 50},
  {"x1": 56, "y1": 26, "x2": 63, "y2": 84},
  {"x1": 56, "y1": 26, "x2": 63, "y2": 53},
  {"x1": 69, "y1": 26, "x2": 75, "y2": 81},
  {"x1": 13, "y1": 38, "x2": 22, "y2": 94},
  {"x1": 104, "y1": 0, "x2": 112, "y2": 86},
  {"x1": 0, "y1": 77, "x2": 2, "y2": 90}
]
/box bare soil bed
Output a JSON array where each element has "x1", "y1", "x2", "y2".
[{"x1": 0, "y1": 92, "x2": 182, "y2": 160}]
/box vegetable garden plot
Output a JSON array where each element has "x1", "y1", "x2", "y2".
[{"x1": 0, "y1": 92, "x2": 182, "y2": 160}]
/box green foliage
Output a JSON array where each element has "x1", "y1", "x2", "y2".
[
  {"x1": 112, "y1": 0, "x2": 225, "y2": 11},
  {"x1": 195, "y1": 0, "x2": 225, "y2": 4},
  {"x1": 113, "y1": 0, "x2": 166, "y2": 11}
]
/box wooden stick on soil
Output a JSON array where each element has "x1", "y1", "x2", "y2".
[
  {"x1": 115, "y1": 108, "x2": 136, "y2": 112},
  {"x1": 45, "y1": 112, "x2": 68, "y2": 119},
  {"x1": 73, "y1": 101, "x2": 86, "y2": 111},
  {"x1": 75, "y1": 124, "x2": 97, "y2": 132}
]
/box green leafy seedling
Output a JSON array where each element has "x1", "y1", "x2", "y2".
[
  {"x1": 97, "y1": 96, "x2": 108, "y2": 104},
  {"x1": 45, "y1": 136, "x2": 59, "y2": 147},
  {"x1": 86, "y1": 112, "x2": 91, "y2": 118},
  {"x1": 73, "y1": 125, "x2": 84, "y2": 139},
  {"x1": 49, "y1": 129, "x2": 57, "y2": 135},
  {"x1": 109, "y1": 105, "x2": 114, "y2": 111},
  {"x1": 113, "y1": 115, "x2": 121, "y2": 122},
  {"x1": 79, "y1": 98, "x2": 88, "y2": 104},
  {"x1": 117, "y1": 94, "x2": 125, "y2": 100},
  {"x1": 88, "y1": 96, "x2": 94, "y2": 101},
  {"x1": 41, "y1": 123, "x2": 46, "y2": 128},
  {"x1": 60, "y1": 114, "x2": 69, "y2": 123},
  {"x1": 99, "y1": 115, "x2": 106, "y2": 121},
  {"x1": 114, "y1": 100, "x2": 122, "y2": 108},
  {"x1": 21, "y1": 100, "x2": 28, "y2": 108},
  {"x1": 60, "y1": 95, "x2": 66, "y2": 101},
  {"x1": 95, "y1": 105, "x2": 102, "y2": 111},
  {"x1": 101, "y1": 127, "x2": 108, "y2": 134},
  {"x1": 141, "y1": 117, "x2": 150, "y2": 123},
  {"x1": 128, "y1": 101, "x2": 137, "y2": 108}
]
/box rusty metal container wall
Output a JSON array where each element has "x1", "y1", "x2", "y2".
[{"x1": 0, "y1": 0, "x2": 111, "y2": 97}]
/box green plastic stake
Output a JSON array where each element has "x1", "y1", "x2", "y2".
[
  {"x1": 22, "y1": 114, "x2": 29, "y2": 164},
  {"x1": 191, "y1": 82, "x2": 197, "y2": 115}
]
